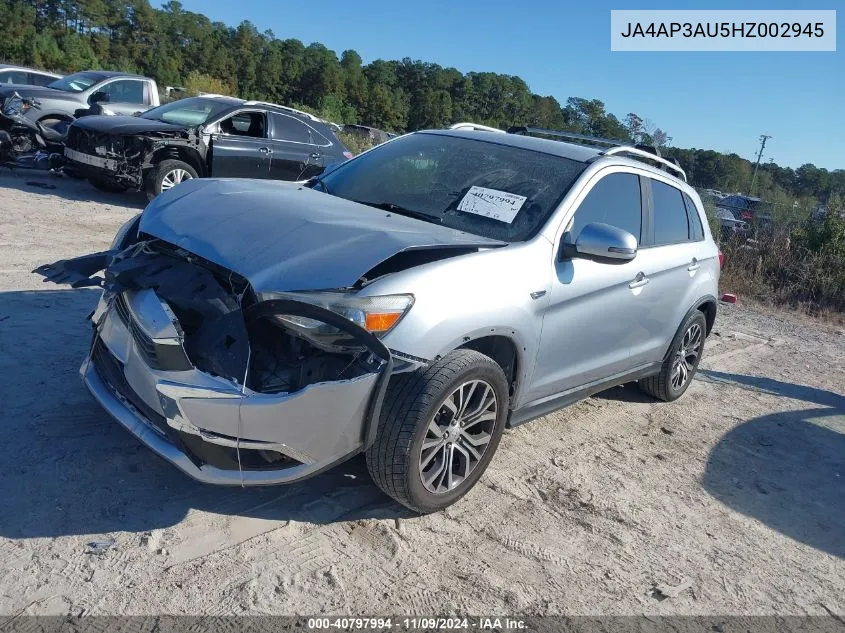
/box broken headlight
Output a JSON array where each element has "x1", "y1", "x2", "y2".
[{"x1": 258, "y1": 291, "x2": 414, "y2": 342}]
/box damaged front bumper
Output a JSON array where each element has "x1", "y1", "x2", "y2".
[
  {"x1": 82, "y1": 290, "x2": 392, "y2": 485},
  {"x1": 40, "y1": 239, "x2": 396, "y2": 485}
]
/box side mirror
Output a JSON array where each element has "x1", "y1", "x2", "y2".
[
  {"x1": 561, "y1": 222, "x2": 637, "y2": 263},
  {"x1": 89, "y1": 90, "x2": 110, "y2": 104}
]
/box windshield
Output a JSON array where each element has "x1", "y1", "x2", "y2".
[
  {"x1": 47, "y1": 72, "x2": 105, "y2": 93},
  {"x1": 140, "y1": 97, "x2": 234, "y2": 126},
  {"x1": 317, "y1": 133, "x2": 586, "y2": 241}
]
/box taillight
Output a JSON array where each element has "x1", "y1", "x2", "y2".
[
  {"x1": 342, "y1": 151, "x2": 354, "y2": 159},
  {"x1": 718, "y1": 250, "x2": 725, "y2": 269}
]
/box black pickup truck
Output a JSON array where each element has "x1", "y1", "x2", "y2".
[{"x1": 63, "y1": 95, "x2": 353, "y2": 199}]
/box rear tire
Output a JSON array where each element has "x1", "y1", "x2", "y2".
[
  {"x1": 366, "y1": 349, "x2": 508, "y2": 513},
  {"x1": 638, "y1": 311, "x2": 707, "y2": 402},
  {"x1": 145, "y1": 159, "x2": 197, "y2": 201},
  {"x1": 89, "y1": 177, "x2": 128, "y2": 193}
]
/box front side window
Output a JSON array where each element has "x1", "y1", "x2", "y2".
[
  {"x1": 0, "y1": 70, "x2": 28, "y2": 84},
  {"x1": 318, "y1": 132, "x2": 586, "y2": 242},
  {"x1": 101, "y1": 80, "x2": 145, "y2": 103},
  {"x1": 651, "y1": 180, "x2": 690, "y2": 245},
  {"x1": 568, "y1": 172, "x2": 642, "y2": 242},
  {"x1": 219, "y1": 111, "x2": 266, "y2": 138}
]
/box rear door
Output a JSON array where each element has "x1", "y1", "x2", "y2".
[
  {"x1": 628, "y1": 177, "x2": 713, "y2": 366},
  {"x1": 209, "y1": 110, "x2": 272, "y2": 178},
  {"x1": 266, "y1": 112, "x2": 325, "y2": 181}
]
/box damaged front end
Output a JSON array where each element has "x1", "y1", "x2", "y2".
[
  {"x1": 34, "y1": 238, "x2": 394, "y2": 485},
  {"x1": 65, "y1": 126, "x2": 203, "y2": 190}
]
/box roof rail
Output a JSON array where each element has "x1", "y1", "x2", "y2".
[
  {"x1": 507, "y1": 126, "x2": 625, "y2": 147},
  {"x1": 243, "y1": 101, "x2": 323, "y2": 122},
  {"x1": 449, "y1": 122, "x2": 505, "y2": 133},
  {"x1": 601, "y1": 146, "x2": 687, "y2": 182},
  {"x1": 507, "y1": 125, "x2": 686, "y2": 182}
]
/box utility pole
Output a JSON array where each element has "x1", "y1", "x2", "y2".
[{"x1": 749, "y1": 134, "x2": 771, "y2": 195}]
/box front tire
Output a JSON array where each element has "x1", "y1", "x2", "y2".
[
  {"x1": 145, "y1": 159, "x2": 197, "y2": 201},
  {"x1": 638, "y1": 311, "x2": 706, "y2": 402},
  {"x1": 366, "y1": 349, "x2": 509, "y2": 513}
]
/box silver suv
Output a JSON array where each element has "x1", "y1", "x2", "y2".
[{"x1": 37, "y1": 125, "x2": 720, "y2": 513}]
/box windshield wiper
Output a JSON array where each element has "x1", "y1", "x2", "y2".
[{"x1": 353, "y1": 201, "x2": 442, "y2": 224}]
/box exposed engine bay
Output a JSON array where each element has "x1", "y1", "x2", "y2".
[
  {"x1": 64, "y1": 125, "x2": 205, "y2": 188},
  {"x1": 35, "y1": 238, "x2": 388, "y2": 395}
]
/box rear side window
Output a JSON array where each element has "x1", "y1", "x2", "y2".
[
  {"x1": 683, "y1": 193, "x2": 705, "y2": 241},
  {"x1": 30, "y1": 72, "x2": 57, "y2": 86},
  {"x1": 271, "y1": 113, "x2": 313, "y2": 144},
  {"x1": 651, "y1": 180, "x2": 689, "y2": 245},
  {"x1": 569, "y1": 173, "x2": 642, "y2": 242}
]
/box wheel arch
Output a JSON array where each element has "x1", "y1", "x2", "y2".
[
  {"x1": 149, "y1": 146, "x2": 207, "y2": 177},
  {"x1": 695, "y1": 296, "x2": 718, "y2": 335},
  {"x1": 456, "y1": 334, "x2": 520, "y2": 400},
  {"x1": 663, "y1": 295, "x2": 716, "y2": 361}
]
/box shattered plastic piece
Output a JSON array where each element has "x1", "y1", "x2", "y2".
[
  {"x1": 85, "y1": 537, "x2": 116, "y2": 555},
  {"x1": 33, "y1": 251, "x2": 113, "y2": 288}
]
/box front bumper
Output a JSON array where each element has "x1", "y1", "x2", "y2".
[{"x1": 82, "y1": 291, "x2": 391, "y2": 485}]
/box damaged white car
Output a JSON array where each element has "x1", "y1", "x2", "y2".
[{"x1": 36, "y1": 127, "x2": 720, "y2": 512}]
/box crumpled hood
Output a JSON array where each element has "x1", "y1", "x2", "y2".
[
  {"x1": 139, "y1": 178, "x2": 504, "y2": 292},
  {"x1": 72, "y1": 115, "x2": 188, "y2": 135}
]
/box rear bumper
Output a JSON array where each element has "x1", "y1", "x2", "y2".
[{"x1": 82, "y1": 291, "x2": 391, "y2": 485}]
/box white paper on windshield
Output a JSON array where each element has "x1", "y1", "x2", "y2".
[{"x1": 457, "y1": 186, "x2": 527, "y2": 224}]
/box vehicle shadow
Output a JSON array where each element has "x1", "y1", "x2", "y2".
[
  {"x1": 0, "y1": 288, "x2": 409, "y2": 540},
  {"x1": 699, "y1": 370, "x2": 845, "y2": 558},
  {"x1": 0, "y1": 170, "x2": 147, "y2": 208},
  {"x1": 593, "y1": 382, "x2": 656, "y2": 404}
]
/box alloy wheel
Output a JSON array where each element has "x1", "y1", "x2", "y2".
[
  {"x1": 161, "y1": 168, "x2": 192, "y2": 190},
  {"x1": 418, "y1": 379, "x2": 498, "y2": 494},
  {"x1": 671, "y1": 322, "x2": 702, "y2": 390}
]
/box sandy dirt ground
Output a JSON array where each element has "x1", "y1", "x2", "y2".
[{"x1": 0, "y1": 171, "x2": 843, "y2": 617}]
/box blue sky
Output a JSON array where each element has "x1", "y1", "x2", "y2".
[{"x1": 176, "y1": 0, "x2": 843, "y2": 170}]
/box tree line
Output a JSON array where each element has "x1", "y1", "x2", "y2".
[{"x1": 1, "y1": 0, "x2": 842, "y2": 208}]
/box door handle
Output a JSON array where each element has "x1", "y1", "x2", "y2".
[
  {"x1": 687, "y1": 258, "x2": 700, "y2": 271},
  {"x1": 629, "y1": 272, "x2": 650, "y2": 289},
  {"x1": 309, "y1": 152, "x2": 321, "y2": 159},
  {"x1": 259, "y1": 147, "x2": 273, "y2": 154}
]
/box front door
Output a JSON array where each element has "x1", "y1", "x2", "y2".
[
  {"x1": 526, "y1": 171, "x2": 652, "y2": 403},
  {"x1": 95, "y1": 79, "x2": 150, "y2": 116},
  {"x1": 209, "y1": 111, "x2": 271, "y2": 178}
]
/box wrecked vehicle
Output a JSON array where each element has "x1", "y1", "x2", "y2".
[
  {"x1": 0, "y1": 70, "x2": 159, "y2": 127},
  {"x1": 61, "y1": 95, "x2": 353, "y2": 199},
  {"x1": 36, "y1": 127, "x2": 720, "y2": 512}
]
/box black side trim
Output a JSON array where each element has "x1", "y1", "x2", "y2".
[{"x1": 507, "y1": 362, "x2": 661, "y2": 428}]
